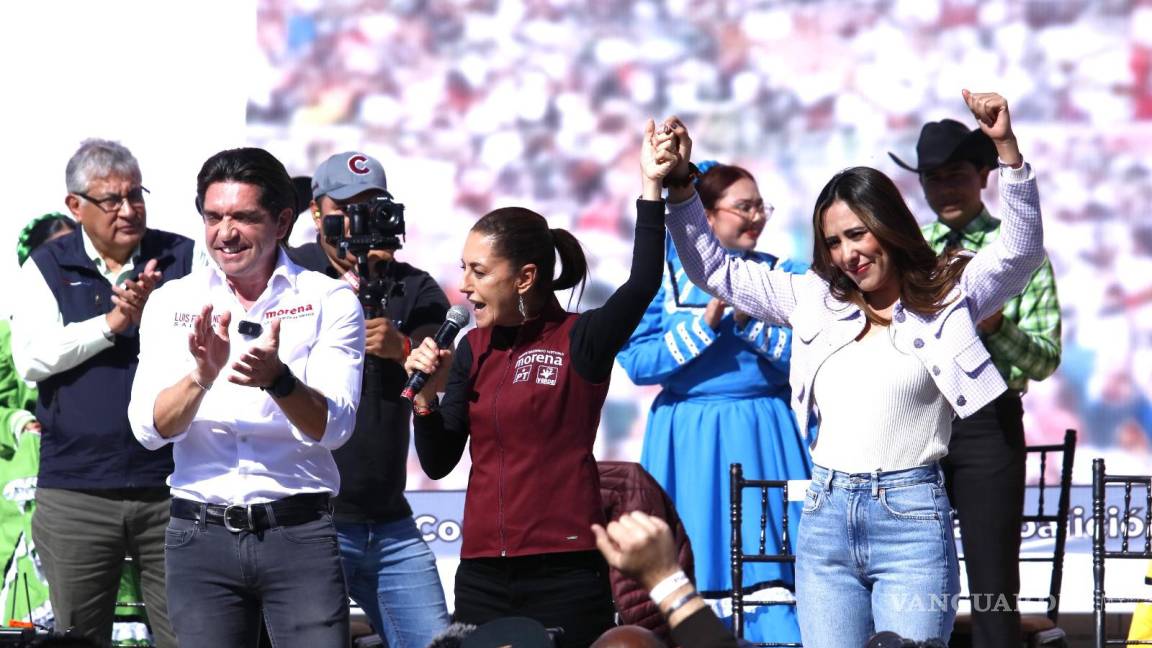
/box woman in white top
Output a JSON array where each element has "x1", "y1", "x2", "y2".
[{"x1": 651, "y1": 91, "x2": 1044, "y2": 648}]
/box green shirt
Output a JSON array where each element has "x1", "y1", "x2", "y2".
[{"x1": 923, "y1": 208, "x2": 1062, "y2": 392}]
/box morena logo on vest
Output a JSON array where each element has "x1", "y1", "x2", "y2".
[{"x1": 513, "y1": 349, "x2": 565, "y2": 386}]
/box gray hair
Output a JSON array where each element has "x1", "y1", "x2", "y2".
[{"x1": 65, "y1": 138, "x2": 142, "y2": 193}]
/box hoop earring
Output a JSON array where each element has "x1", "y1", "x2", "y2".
[{"x1": 518, "y1": 294, "x2": 528, "y2": 321}]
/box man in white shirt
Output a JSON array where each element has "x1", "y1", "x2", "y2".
[
  {"x1": 128, "y1": 147, "x2": 365, "y2": 647},
  {"x1": 11, "y1": 139, "x2": 192, "y2": 647}
]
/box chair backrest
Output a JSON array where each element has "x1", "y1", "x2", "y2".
[
  {"x1": 730, "y1": 462, "x2": 801, "y2": 648},
  {"x1": 1020, "y1": 428, "x2": 1077, "y2": 624},
  {"x1": 1092, "y1": 457, "x2": 1152, "y2": 648},
  {"x1": 952, "y1": 429, "x2": 1077, "y2": 627}
]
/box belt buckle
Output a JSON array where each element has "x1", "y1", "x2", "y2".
[{"x1": 223, "y1": 504, "x2": 254, "y2": 533}]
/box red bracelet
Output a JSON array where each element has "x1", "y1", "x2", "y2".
[
  {"x1": 401, "y1": 336, "x2": 412, "y2": 359},
  {"x1": 412, "y1": 395, "x2": 440, "y2": 417}
]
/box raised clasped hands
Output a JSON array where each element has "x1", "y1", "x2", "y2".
[
  {"x1": 962, "y1": 89, "x2": 1021, "y2": 167},
  {"x1": 660, "y1": 115, "x2": 694, "y2": 182},
  {"x1": 641, "y1": 118, "x2": 681, "y2": 186}
]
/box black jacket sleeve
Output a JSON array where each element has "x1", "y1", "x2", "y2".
[
  {"x1": 400, "y1": 271, "x2": 450, "y2": 335},
  {"x1": 570, "y1": 199, "x2": 666, "y2": 383},
  {"x1": 669, "y1": 607, "x2": 740, "y2": 648},
  {"x1": 412, "y1": 335, "x2": 472, "y2": 479}
]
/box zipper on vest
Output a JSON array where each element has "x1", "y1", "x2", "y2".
[{"x1": 492, "y1": 347, "x2": 513, "y2": 557}]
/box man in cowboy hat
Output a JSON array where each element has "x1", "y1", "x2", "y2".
[{"x1": 891, "y1": 119, "x2": 1062, "y2": 648}]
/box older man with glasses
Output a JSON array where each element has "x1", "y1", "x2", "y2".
[{"x1": 10, "y1": 138, "x2": 196, "y2": 647}]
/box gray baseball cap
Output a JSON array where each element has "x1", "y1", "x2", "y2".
[{"x1": 311, "y1": 152, "x2": 389, "y2": 200}]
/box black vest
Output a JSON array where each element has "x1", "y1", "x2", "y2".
[{"x1": 30, "y1": 227, "x2": 195, "y2": 489}]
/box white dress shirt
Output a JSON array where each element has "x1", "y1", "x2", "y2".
[
  {"x1": 10, "y1": 229, "x2": 139, "y2": 382},
  {"x1": 128, "y1": 248, "x2": 365, "y2": 505}
]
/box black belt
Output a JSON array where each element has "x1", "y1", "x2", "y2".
[{"x1": 170, "y1": 493, "x2": 330, "y2": 533}]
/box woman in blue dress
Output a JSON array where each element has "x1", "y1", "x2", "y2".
[{"x1": 618, "y1": 161, "x2": 811, "y2": 642}]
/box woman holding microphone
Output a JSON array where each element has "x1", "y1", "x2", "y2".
[{"x1": 404, "y1": 121, "x2": 678, "y2": 647}]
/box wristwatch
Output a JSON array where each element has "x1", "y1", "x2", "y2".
[{"x1": 262, "y1": 364, "x2": 298, "y2": 399}]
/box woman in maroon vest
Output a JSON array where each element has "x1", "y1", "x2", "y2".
[{"x1": 405, "y1": 122, "x2": 677, "y2": 646}]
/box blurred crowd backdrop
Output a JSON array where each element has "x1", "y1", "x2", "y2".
[{"x1": 245, "y1": 0, "x2": 1152, "y2": 489}]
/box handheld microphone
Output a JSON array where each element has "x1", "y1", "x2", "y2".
[{"x1": 401, "y1": 304, "x2": 470, "y2": 402}]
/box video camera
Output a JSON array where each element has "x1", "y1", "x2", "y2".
[
  {"x1": 322, "y1": 194, "x2": 406, "y2": 258},
  {"x1": 320, "y1": 194, "x2": 407, "y2": 319}
]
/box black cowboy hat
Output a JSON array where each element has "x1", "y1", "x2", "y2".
[{"x1": 889, "y1": 118, "x2": 997, "y2": 173}]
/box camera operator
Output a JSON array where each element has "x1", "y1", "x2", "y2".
[{"x1": 288, "y1": 152, "x2": 451, "y2": 645}]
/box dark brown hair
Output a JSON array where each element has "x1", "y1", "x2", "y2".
[
  {"x1": 810, "y1": 166, "x2": 969, "y2": 322},
  {"x1": 471, "y1": 206, "x2": 588, "y2": 305},
  {"x1": 196, "y1": 148, "x2": 295, "y2": 219},
  {"x1": 696, "y1": 164, "x2": 755, "y2": 210}
]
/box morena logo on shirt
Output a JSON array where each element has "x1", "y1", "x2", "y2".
[
  {"x1": 262, "y1": 303, "x2": 317, "y2": 321},
  {"x1": 513, "y1": 349, "x2": 565, "y2": 386}
]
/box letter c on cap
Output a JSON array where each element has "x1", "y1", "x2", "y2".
[{"x1": 347, "y1": 154, "x2": 370, "y2": 175}]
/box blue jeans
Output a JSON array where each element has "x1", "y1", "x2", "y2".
[
  {"x1": 164, "y1": 509, "x2": 349, "y2": 648},
  {"x1": 795, "y1": 464, "x2": 959, "y2": 648},
  {"x1": 336, "y1": 517, "x2": 449, "y2": 648}
]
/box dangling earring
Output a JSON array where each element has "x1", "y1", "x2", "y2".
[{"x1": 518, "y1": 294, "x2": 528, "y2": 321}]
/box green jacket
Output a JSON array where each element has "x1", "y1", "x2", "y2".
[{"x1": 0, "y1": 320, "x2": 50, "y2": 626}]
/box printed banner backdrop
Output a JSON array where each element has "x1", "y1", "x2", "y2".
[
  {"x1": 244, "y1": 0, "x2": 1152, "y2": 613},
  {"x1": 410, "y1": 484, "x2": 1150, "y2": 614}
]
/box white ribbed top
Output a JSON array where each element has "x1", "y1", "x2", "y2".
[{"x1": 810, "y1": 325, "x2": 953, "y2": 473}]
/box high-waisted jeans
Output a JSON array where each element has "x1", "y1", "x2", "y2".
[{"x1": 795, "y1": 463, "x2": 959, "y2": 648}]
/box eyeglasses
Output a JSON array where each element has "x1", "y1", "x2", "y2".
[
  {"x1": 717, "y1": 200, "x2": 774, "y2": 222},
  {"x1": 74, "y1": 186, "x2": 150, "y2": 213}
]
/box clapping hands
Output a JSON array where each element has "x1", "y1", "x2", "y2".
[{"x1": 107, "y1": 258, "x2": 161, "y2": 334}]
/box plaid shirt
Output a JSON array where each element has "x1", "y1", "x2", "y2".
[{"x1": 923, "y1": 209, "x2": 1061, "y2": 392}]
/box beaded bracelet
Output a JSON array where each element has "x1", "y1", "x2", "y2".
[{"x1": 412, "y1": 396, "x2": 440, "y2": 417}]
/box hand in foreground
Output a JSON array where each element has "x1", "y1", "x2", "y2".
[
  {"x1": 108, "y1": 258, "x2": 162, "y2": 332},
  {"x1": 704, "y1": 297, "x2": 727, "y2": 331},
  {"x1": 661, "y1": 115, "x2": 694, "y2": 180},
  {"x1": 365, "y1": 316, "x2": 406, "y2": 360},
  {"x1": 230, "y1": 319, "x2": 284, "y2": 388},
  {"x1": 592, "y1": 510, "x2": 681, "y2": 591},
  {"x1": 641, "y1": 119, "x2": 681, "y2": 183},
  {"x1": 962, "y1": 89, "x2": 1020, "y2": 166},
  {"x1": 404, "y1": 337, "x2": 453, "y2": 398},
  {"x1": 189, "y1": 304, "x2": 231, "y2": 387}
]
